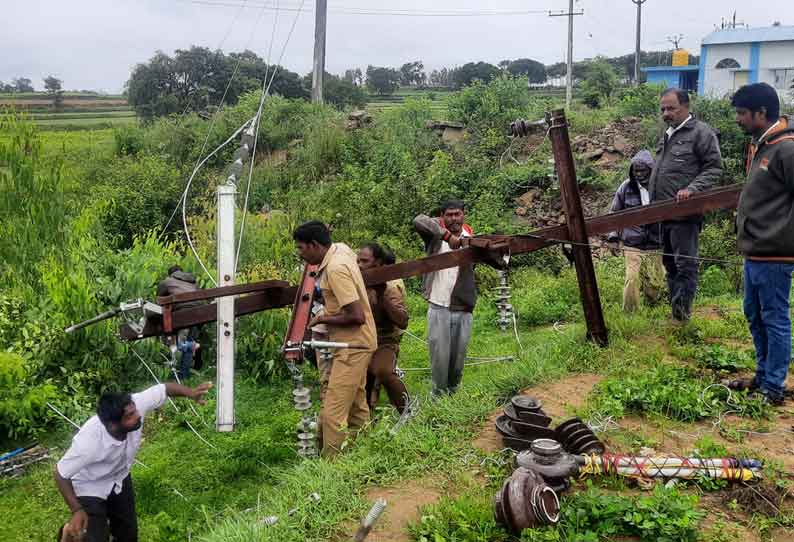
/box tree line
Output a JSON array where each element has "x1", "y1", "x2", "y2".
[{"x1": 123, "y1": 46, "x2": 697, "y2": 118}]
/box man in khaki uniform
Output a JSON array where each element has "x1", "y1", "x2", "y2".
[{"x1": 293, "y1": 221, "x2": 376, "y2": 457}]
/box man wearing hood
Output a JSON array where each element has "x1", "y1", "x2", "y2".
[
  {"x1": 731, "y1": 83, "x2": 794, "y2": 406},
  {"x1": 157, "y1": 266, "x2": 202, "y2": 380},
  {"x1": 649, "y1": 88, "x2": 723, "y2": 321},
  {"x1": 607, "y1": 150, "x2": 665, "y2": 312}
]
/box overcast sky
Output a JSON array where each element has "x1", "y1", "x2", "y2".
[{"x1": 3, "y1": 0, "x2": 794, "y2": 93}]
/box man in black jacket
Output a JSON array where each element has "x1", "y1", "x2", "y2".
[
  {"x1": 607, "y1": 150, "x2": 665, "y2": 312},
  {"x1": 732, "y1": 83, "x2": 794, "y2": 405},
  {"x1": 649, "y1": 88, "x2": 724, "y2": 321}
]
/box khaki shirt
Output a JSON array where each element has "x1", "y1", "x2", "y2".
[
  {"x1": 368, "y1": 279, "x2": 408, "y2": 345},
  {"x1": 318, "y1": 243, "x2": 377, "y2": 350}
]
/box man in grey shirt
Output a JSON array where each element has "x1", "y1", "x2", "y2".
[
  {"x1": 649, "y1": 88, "x2": 724, "y2": 321},
  {"x1": 54, "y1": 382, "x2": 211, "y2": 541}
]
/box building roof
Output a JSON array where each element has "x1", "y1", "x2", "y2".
[
  {"x1": 642, "y1": 66, "x2": 700, "y2": 72},
  {"x1": 703, "y1": 25, "x2": 794, "y2": 45}
]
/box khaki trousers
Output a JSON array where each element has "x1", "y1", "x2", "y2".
[
  {"x1": 623, "y1": 247, "x2": 665, "y2": 312},
  {"x1": 319, "y1": 348, "x2": 371, "y2": 457}
]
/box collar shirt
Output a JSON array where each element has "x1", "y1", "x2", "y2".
[{"x1": 56, "y1": 384, "x2": 167, "y2": 498}]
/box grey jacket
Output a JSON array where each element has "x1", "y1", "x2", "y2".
[
  {"x1": 156, "y1": 271, "x2": 203, "y2": 309},
  {"x1": 608, "y1": 150, "x2": 661, "y2": 249},
  {"x1": 737, "y1": 117, "x2": 794, "y2": 257},
  {"x1": 649, "y1": 116, "x2": 723, "y2": 221},
  {"x1": 413, "y1": 214, "x2": 477, "y2": 313}
]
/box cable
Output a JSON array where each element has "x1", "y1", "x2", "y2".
[
  {"x1": 234, "y1": 0, "x2": 281, "y2": 272},
  {"x1": 159, "y1": 0, "x2": 252, "y2": 238},
  {"x1": 173, "y1": 0, "x2": 552, "y2": 16},
  {"x1": 181, "y1": 118, "x2": 253, "y2": 286},
  {"x1": 235, "y1": 0, "x2": 306, "y2": 272},
  {"x1": 129, "y1": 345, "x2": 219, "y2": 450}
]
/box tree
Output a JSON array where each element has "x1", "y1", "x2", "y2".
[
  {"x1": 365, "y1": 66, "x2": 400, "y2": 96},
  {"x1": 126, "y1": 47, "x2": 308, "y2": 119},
  {"x1": 429, "y1": 68, "x2": 453, "y2": 88},
  {"x1": 580, "y1": 60, "x2": 619, "y2": 108},
  {"x1": 506, "y1": 58, "x2": 547, "y2": 84},
  {"x1": 0, "y1": 81, "x2": 13, "y2": 93},
  {"x1": 43, "y1": 75, "x2": 64, "y2": 110},
  {"x1": 12, "y1": 77, "x2": 34, "y2": 93},
  {"x1": 343, "y1": 68, "x2": 363, "y2": 86},
  {"x1": 324, "y1": 73, "x2": 366, "y2": 108},
  {"x1": 399, "y1": 61, "x2": 426, "y2": 87},
  {"x1": 450, "y1": 62, "x2": 500, "y2": 89}
]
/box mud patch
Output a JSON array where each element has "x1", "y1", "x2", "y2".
[
  {"x1": 359, "y1": 480, "x2": 443, "y2": 542},
  {"x1": 473, "y1": 373, "x2": 603, "y2": 453}
]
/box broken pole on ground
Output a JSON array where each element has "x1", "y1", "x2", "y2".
[{"x1": 547, "y1": 108, "x2": 609, "y2": 346}]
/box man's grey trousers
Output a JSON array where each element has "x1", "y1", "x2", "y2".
[{"x1": 427, "y1": 303, "x2": 473, "y2": 395}]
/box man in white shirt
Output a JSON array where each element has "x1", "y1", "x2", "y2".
[
  {"x1": 414, "y1": 200, "x2": 477, "y2": 396},
  {"x1": 54, "y1": 381, "x2": 212, "y2": 541}
]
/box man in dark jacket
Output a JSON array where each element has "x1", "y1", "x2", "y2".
[
  {"x1": 157, "y1": 266, "x2": 202, "y2": 380},
  {"x1": 732, "y1": 83, "x2": 794, "y2": 406},
  {"x1": 607, "y1": 150, "x2": 665, "y2": 312},
  {"x1": 649, "y1": 88, "x2": 724, "y2": 321},
  {"x1": 414, "y1": 200, "x2": 476, "y2": 396}
]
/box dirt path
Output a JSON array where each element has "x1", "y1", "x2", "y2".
[{"x1": 348, "y1": 480, "x2": 443, "y2": 542}]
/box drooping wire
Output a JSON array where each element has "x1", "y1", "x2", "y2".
[
  {"x1": 129, "y1": 345, "x2": 218, "y2": 450},
  {"x1": 235, "y1": 0, "x2": 307, "y2": 272}
]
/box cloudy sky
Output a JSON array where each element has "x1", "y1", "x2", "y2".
[{"x1": 3, "y1": 0, "x2": 794, "y2": 93}]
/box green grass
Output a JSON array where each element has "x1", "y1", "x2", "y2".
[
  {"x1": 34, "y1": 116, "x2": 136, "y2": 130},
  {"x1": 29, "y1": 110, "x2": 135, "y2": 121},
  {"x1": 0, "y1": 260, "x2": 768, "y2": 541}
]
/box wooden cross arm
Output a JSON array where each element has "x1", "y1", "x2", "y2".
[{"x1": 119, "y1": 183, "x2": 741, "y2": 341}]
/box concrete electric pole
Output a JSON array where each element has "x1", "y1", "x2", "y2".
[
  {"x1": 549, "y1": 1, "x2": 584, "y2": 109},
  {"x1": 311, "y1": 0, "x2": 327, "y2": 103},
  {"x1": 633, "y1": 0, "x2": 647, "y2": 86}
]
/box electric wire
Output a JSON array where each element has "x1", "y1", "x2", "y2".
[
  {"x1": 173, "y1": 0, "x2": 552, "y2": 16},
  {"x1": 180, "y1": 118, "x2": 254, "y2": 286},
  {"x1": 160, "y1": 0, "x2": 252, "y2": 238},
  {"x1": 129, "y1": 345, "x2": 219, "y2": 450},
  {"x1": 178, "y1": 0, "x2": 274, "y2": 283},
  {"x1": 235, "y1": 0, "x2": 307, "y2": 272}
]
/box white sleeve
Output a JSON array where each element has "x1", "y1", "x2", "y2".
[
  {"x1": 131, "y1": 384, "x2": 167, "y2": 416},
  {"x1": 56, "y1": 425, "x2": 99, "y2": 479}
]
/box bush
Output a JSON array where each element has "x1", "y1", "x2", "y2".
[
  {"x1": 616, "y1": 83, "x2": 664, "y2": 118},
  {"x1": 692, "y1": 96, "x2": 748, "y2": 180},
  {"x1": 0, "y1": 352, "x2": 57, "y2": 442}
]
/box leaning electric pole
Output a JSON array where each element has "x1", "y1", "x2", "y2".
[
  {"x1": 311, "y1": 0, "x2": 327, "y2": 103},
  {"x1": 633, "y1": 0, "x2": 647, "y2": 86},
  {"x1": 549, "y1": 1, "x2": 584, "y2": 109}
]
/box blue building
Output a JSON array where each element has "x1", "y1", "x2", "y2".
[{"x1": 643, "y1": 66, "x2": 700, "y2": 93}]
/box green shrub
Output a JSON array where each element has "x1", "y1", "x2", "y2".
[
  {"x1": 522, "y1": 482, "x2": 704, "y2": 542},
  {"x1": 0, "y1": 352, "x2": 57, "y2": 442},
  {"x1": 692, "y1": 96, "x2": 748, "y2": 180},
  {"x1": 588, "y1": 362, "x2": 767, "y2": 422},
  {"x1": 409, "y1": 492, "x2": 510, "y2": 542},
  {"x1": 616, "y1": 83, "x2": 665, "y2": 118}
]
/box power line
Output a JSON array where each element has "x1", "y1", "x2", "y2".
[{"x1": 172, "y1": 0, "x2": 552, "y2": 16}]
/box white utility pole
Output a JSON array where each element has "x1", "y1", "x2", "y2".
[
  {"x1": 215, "y1": 119, "x2": 256, "y2": 432},
  {"x1": 216, "y1": 183, "x2": 236, "y2": 432},
  {"x1": 549, "y1": 1, "x2": 584, "y2": 109},
  {"x1": 311, "y1": 0, "x2": 327, "y2": 103},
  {"x1": 633, "y1": 0, "x2": 647, "y2": 86}
]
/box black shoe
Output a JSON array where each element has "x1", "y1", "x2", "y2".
[{"x1": 751, "y1": 390, "x2": 784, "y2": 407}]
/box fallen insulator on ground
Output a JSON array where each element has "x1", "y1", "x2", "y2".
[
  {"x1": 504, "y1": 396, "x2": 553, "y2": 427},
  {"x1": 579, "y1": 454, "x2": 763, "y2": 481},
  {"x1": 555, "y1": 418, "x2": 605, "y2": 455},
  {"x1": 495, "y1": 467, "x2": 560, "y2": 533},
  {"x1": 496, "y1": 414, "x2": 557, "y2": 451},
  {"x1": 516, "y1": 439, "x2": 580, "y2": 493}
]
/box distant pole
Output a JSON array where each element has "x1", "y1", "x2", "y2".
[
  {"x1": 633, "y1": 0, "x2": 647, "y2": 86},
  {"x1": 549, "y1": 2, "x2": 583, "y2": 109},
  {"x1": 311, "y1": 0, "x2": 327, "y2": 104}
]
